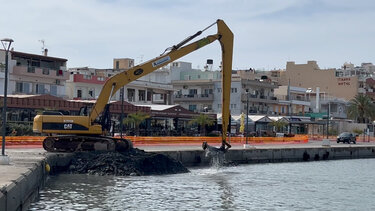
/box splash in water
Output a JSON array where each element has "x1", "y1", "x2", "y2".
[{"x1": 202, "y1": 143, "x2": 226, "y2": 168}]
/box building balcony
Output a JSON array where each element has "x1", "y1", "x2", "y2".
[
  {"x1": 72, "y1": 74, "x2": 107, "y2": 84},
  {"x1": 241, "y1": 94, "x2": 278, "y2": 104},
  {"x1": 12, "y1": 66, "x2": 69, "y2": 80},
  {"x1": 173, "y1": 94, "x2": 214, "y2": 102}
]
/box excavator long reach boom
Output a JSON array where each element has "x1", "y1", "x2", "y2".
[{"x1": 33, "y1": 19, "x2": 233, "y2": 152}]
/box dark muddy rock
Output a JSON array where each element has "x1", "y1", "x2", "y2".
[{"x1": 67, "y1": 148, "x2": 189, "y2": 176}]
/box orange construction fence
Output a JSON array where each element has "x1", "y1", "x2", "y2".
[{"x1": 4, "y1": 135, "x2": 308, "y2": 146}]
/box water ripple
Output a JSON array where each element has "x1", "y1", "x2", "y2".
[{"x1": 29, "y1": 159, "x2": 375, "y2": 210}]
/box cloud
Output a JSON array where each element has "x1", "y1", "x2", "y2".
[{"x1": 0, "y1": 0, "x2": 374, "y2": 70}]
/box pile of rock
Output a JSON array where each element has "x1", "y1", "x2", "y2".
[{"x1": 67, "y1": 148, "x2": 189, "y2": 176}]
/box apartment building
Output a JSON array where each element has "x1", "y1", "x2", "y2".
[
  {"x1": 364, "y1": 78, "x2": 375, "y2": 101},
  {"x1": 337, "y1": 62, "x2": 375, "y2": 78},
  {"x1": 0, "y1": 49, "x2": 68, "y2": 97},
  {"x1": 171, "y1": 63, "x2": 279, "y2": 115},
  {"x1": 67, "y1": 58, "x2": 173, "y2": 104},
  {"x1": 274, "y1": 61, "x2": 359, "y2": 101},
  {"x1": 274, "y1": 86, "x2": 311, "y2": 115},
  {"x1": 171, "y1": 61, "x2": 219, "y2": 113}
]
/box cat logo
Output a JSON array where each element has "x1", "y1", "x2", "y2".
[{"x1": 64, "y1": 124, "x2": 73, "y2": 130}]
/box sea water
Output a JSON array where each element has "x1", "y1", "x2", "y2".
[{"x1": 29, "y1": 158, "x2": 375, "y2": 210}]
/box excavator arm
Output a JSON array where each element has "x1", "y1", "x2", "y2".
[{"x1": 90, "y1": 19, "x2": 233, "y2": 148}]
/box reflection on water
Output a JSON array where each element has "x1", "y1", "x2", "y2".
[{"x1": 29, "y1": 159, "x2": 375, "y2": 210}]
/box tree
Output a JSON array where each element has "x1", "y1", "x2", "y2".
[
  {"x1": 188, "y1": 114, "x2": 215, "y2": 136},
  {"x1": 123, "y1": 112, "x2": 150, "y2": 136},
  {"x1": 269, "y1": 120, "x2": 288, "y2": 133},
  {"x1": 347, "y1": 94, "x2": 375, "y2": 123}
]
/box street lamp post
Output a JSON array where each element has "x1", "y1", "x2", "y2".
[
  {"x1": 246, "y1": 92, "x2": 249, "y2": 145},
  {"x1": 120, "y1": 87, "x2": 124, "y2": 139},
  {"x1": 1, "y1": 38, "x2": 13, "y2": 164}
]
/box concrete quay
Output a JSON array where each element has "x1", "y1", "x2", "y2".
[
  {"x1": 144, "y1": 141, "x2": 375, "y2": 166},
  {"x1": 0, "y1": 149, "x2": 72, "y2": 211},
  {"x1": 1, "y1": 141, "x2": 375, "y2": 210}
]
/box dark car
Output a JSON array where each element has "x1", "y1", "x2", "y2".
[{"x1": 337, "y1": 132, "x2": 356, "y2": 144}]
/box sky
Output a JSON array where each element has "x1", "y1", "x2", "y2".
[{"x1": 1, "y1": 0, "x2": 375, "y2": 71}]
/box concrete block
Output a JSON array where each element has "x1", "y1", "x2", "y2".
[
  {"x1": 272, "y1": 149, "x2": 282, "y2": 161},
  {"x1": 5, "y1": 182, "x2": 21, "y2": 211},
  {"x1": 21, "y1": 168, "x2": 39, "y2": 204},
  {"x1": 322, "y1": 139, "x2": 331, "y2": 146},
  {"x1": 0, "y1": 155, "x2": 10, "y2": 165},
  {"x1": 0, "y1": 192, "x2": 6, "y2": 211},
  {"x1": 226, "y1": 150, "x2": 244, "y2": 163}
]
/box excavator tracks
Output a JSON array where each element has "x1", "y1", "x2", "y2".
[{"x1": 43, "y1": 135, "x2": 133, "y2": 153}]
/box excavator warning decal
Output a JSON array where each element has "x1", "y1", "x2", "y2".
[
  {"x1": 152, "y1": 56, "x2": 171, "y2": 67},
  {"x1": 197, "y1": 38, "x2": 210, "y2": 49}
]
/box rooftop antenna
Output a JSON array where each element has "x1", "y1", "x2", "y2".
[
  {"x1": 137, "y1": 54, "x2": 144, "y2": 64},
  {"x1": 39, "y1": 39, "x2": 46, "y2": 55}
]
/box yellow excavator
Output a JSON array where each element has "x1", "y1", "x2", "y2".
[{"x1": 33, "y1": 19, "x2": 233, "y2": 152}]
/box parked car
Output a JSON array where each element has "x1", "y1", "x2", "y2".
[{"x1": 337, "y1": 132, "x2": 357, "y2": 144}]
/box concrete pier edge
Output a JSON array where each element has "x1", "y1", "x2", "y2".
[{"x1": 1, "y1": 145, "x2": 375, "y2": 210}]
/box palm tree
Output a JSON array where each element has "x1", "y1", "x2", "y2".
[
  {"x1": 123, "y1": 112, "x2": 150, "y2": 136},
  {"x1": 347, "y1": 94, "x2": 375, "y2": 123},
  {"x1": 188, "y1": 114, "x2": 215, "y2": 136},
  {"x1": 269, "y1": 120, "x2": 288, "y2": 133}
]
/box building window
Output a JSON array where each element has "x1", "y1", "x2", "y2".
[
  {"x1": 139, "y1": 90, "x2": 146, "y2": 101},
  {"x1": 77, "y1": 90, "x2": 82, "y2": 98},
  {"x1": 217, "y1": 88, "x2": 222, "y2": 93},
  {"x1": 231, "y1": 88, "x2": 237, "y2": 93},
  {"x1": 42, "y1": 68, "x2": 50, "y2": 75},
  {"x1": 27, "y1": 66, "x2": 35, "y2": 73},
  {"x1": 218, "y1": 104, "x2": 222, "y2": 109},
  {"x1": 231, "y1": 104, "x2": 237, "y2": 109},
  {"x1": 188, "y1": 105, "x2": 197, "y2": 111},
  {"x1": 83, "y1": 75, "x2": 92, "y2": 80},
  {"x1": 127, "y1": 88, "x2": 135, "y2": 102},
  {"x1": 189, "y1": 89, "x2": 197, "y2": 95},
  {"x1": 31, "y1": 61, "x2": 40, "y2": 67},
  {"x1": 36, "y1": 84, "x2": 45, "y2": 94},
  {"x1": 50, "y1": 85, "x2": 57, "y2": 96},
  {"x1": 16, "y1": 82, "x2": 23, "y2": 93},
  {"x1": 88, "y1": 90, "x2": 95, "y2": 98},
  {"x1": 147, "y1": 91, "x2": 152, "y2": 101},
  {"x1": 116, "y1": 61, "x2": 119, "y2": 69}
]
